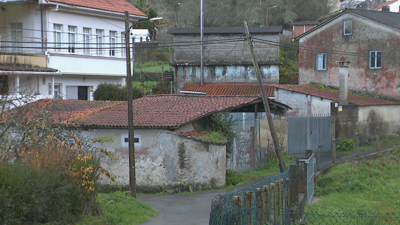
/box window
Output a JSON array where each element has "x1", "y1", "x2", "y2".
[
  {"x1": 96, "y1": 29, "x2": 104, "y2": 55},
  {"x1": 10, "y1": 23, "x2": 23, "y2": 52},
  {"x1": 121, "y1": 134, "x2": 142, "y2": 148},
  {"x1": 48, "y1": 83, "x2": 62, "y2": 99},
  {"x1": 109, "y1": 31, "x2": 117, "y2": 56},
  {"x1": 121, "y1": 31, "x2": 126, "y2": 57},
  {"x1": 83, "y1": 28, "x2": 91, "y2": 54},
  {"x1": 53, "y1": 24, "x2": 62, "y2": 52},
  {"x1": 316, "y1": 53, "x2": 327, "y2": 70},
  {"x1": 369, "y1": 51, "x2": 382, "y2": 69},
  {"x1": 68, "y1": 26, "x2": 77, "y2": 53},
  {"x1": 0, "y1": 75, "x2": 8, "y2": 95},
  {"x1": 344, "y1": 20, "x2": 352, "y2": 35}
]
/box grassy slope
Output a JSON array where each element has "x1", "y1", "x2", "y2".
[{"x1": 311, "y1": 147, "x2": 400, "y2": 215}]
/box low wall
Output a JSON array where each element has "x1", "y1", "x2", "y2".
[{"x1": 81, "y1": 128, "x2": 226, "y2": 192}]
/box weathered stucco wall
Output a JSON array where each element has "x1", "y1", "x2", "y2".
[
  {"x1": 175, "y1": 64, "x2": 279, "y2": 91},
  {"x1": 81, "y1": 128, "x2": 226, "y2": 192},
  {"x1": 275, "y1": 89, "x2": 332, "y2": 116},
  {"x1": 358, "y1": 105, "x2": 400, "y2": 137},
  {"x1": 227, "y1": 130, "x2": 254, "y2": 172},
  {"x1": 299, "y1": 13, "x2": 400, "y2": 97},
  {"x1": 255, "y1": 119, "x2": 288, "y2": 156}
]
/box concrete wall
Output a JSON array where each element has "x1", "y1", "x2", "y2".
[
  {"x1": 255, "y1": 119, "x2": 288, "y2": 156},
  {"x1": 358, "y1": 105, "x2": 400, "y2": 137},
  {"x1": 81, "y1": 128, "x2": 226, "y2": 192},
  {"x1": 175, "y1": 64, "x2": 280, "y2": 91},
  {"x1": 227, "y1": 130, "x2": 255, "y2": 172},
  {"x1": 275, "y1": 88, "x2": 332, "y2": 116},
  {"x1": 298, "y1": 13, "x2": 400, "y2": 97}
]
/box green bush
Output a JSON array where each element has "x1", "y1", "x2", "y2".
[
  {"x1": 93, "y1": 83, "x2": 143, "y2": 101},
  {"x1": 0, "y1": 163, "x2": 87, "y2": 224},
  {"x1": 337, "y1": 138, "x2": 356, "y2": 152}
]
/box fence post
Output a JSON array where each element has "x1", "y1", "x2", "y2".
[
  {"x1": 269, "y1": 183, "x2": 276, "y2": 224},
  {"x1": 376, "y1": 135, "x2": 380, "y2": 152},
  {"x1": 245, "y1": 191, "x2": 253, "y2": 225},
  {"x1": 256, "y1": 188, "x2": 263, "y2": 225},
  {"x1": 285, "y1": 178, "x2": 290, "y2": 224},
  {"x1": 332, "y1": 139, "x2": 337, "y2": 164},
  {"x1": 289, "y1": 164, "x2": 299, "y2": 207},
  {"x1": 233, "y1": 195, "x2": 242, "y2": 225},
  {"x1": 263, "y1": 185, "x2": 270, "y2": 223},
  {"x1": 317, "y1": 145, "x2": 322, "y2": 171},
  {"x1": 355, "y1": 133, "x2": 359, "y2": 157}
]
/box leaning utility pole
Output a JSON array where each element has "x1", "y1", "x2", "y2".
[
  {"x1": 125, "y1": 11, "x2": 136, "y2": 198},
  {"x1": 243, "y1": 21, "x2": 285, "y2": 172}
]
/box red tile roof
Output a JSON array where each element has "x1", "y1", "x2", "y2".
[
  {"x1": 16, "y1": 95, "x2": 263, "y2": 129},
  {"x1": 271, "y1": 84, "x2": 400, "y2": 106},
  {"x1": 371, "y1": 0, "x2": 398, "y2": 10},
  {"x1": 47, "y1": 0, "x2": 147, "y2": 17},
  {"x1": 181, "y1": 83, "x2": 275, "y2": 97}
]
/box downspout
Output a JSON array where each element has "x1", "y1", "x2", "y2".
[{"x1": 40, "y1": 3, "x2": 44, "y2": 54}]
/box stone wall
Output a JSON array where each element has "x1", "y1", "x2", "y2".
[
  {"x1": 227, "y1": 130, "x2": 255, "y2": 172},
  {"x1": 81, "y1": 128, "x2": 226, "y2": 192}
]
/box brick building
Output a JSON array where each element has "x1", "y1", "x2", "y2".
[{"x1": 295, "y1": 9, "x2": 400, "y2": 97}]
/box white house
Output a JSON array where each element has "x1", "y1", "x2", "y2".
[{"x1": 0, "y1": 0, "x2": 147, "y2": 100}]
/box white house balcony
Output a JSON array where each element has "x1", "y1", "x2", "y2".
[{"x1": 0, "y1": 35, "x2": 44, "y2": 55}]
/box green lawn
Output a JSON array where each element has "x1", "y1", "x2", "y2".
[
  {"x1": 311, "y1": 147, "x2": 400, "y2": 216},
  {"x1": 77, "y1": 192, "x2": 159, "y2": 225}
]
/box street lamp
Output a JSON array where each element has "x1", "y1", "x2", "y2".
[
  {"x1": 176, "y1": 3, "x2": 181, "y2": 24},
  {"x1": 266, "y1": 5, "x2": 277, "y2": 26},
  {"x1": 124, "y1": 11, "x2": 162, "y2": 198}
]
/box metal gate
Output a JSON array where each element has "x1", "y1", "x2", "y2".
[{"x1": 288, "y1": 116, "x2": 331, "y2": 155}]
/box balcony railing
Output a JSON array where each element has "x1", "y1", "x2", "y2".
[{"x1": 0, "y1": 35, "x2": 44, "y2": 54}]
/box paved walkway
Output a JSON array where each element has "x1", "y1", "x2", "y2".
[
  {"x1": 138, "y1": 147, "x2": 395, "y2": 225},
  {"x1": 138, "y1": 175, "x2": 273, "y2": 225}
]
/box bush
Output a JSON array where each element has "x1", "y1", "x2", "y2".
[
  {"x1": 337, "y1": 139, "x2": 356, "y2": 152},
  {"x1": 93, "y1": 83, "x2": 143, "y2": 101}
]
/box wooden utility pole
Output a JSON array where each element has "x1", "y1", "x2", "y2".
[
  {"x1": 243, "y1": 21, "x2": 285, "y2": 172},
  {"x1": 125, "y1": 11, "x2": 136, "y2": 198}
]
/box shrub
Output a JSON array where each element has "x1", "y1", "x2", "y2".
[
  {"x1": 337, "y1": 138, "x2": 355, "y2": 152},
  {"x1": 93, "y1": 83, "x2": 143, "y2": 101}
]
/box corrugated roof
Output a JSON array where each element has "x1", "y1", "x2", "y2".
[
  {"x1": 181, "y1": 83, "x2": 275, "y2": 97},
  {"x1": 168, "y1": 27, "x2": 283, "y2": 35},
  {"x1": 46, "y1": 0, "x2": 147, "y2": 17},
  {"x1": 271, "y1": 84, "x2": 400, "y2": 106}
]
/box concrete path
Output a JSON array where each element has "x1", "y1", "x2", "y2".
[{"x1": 138, "y1": 175, "x2": 273, "y2": 225}]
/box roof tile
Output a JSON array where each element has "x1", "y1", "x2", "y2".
[
  {"x1": 47, "y1": 0, "x2": 147, "y2": 17},
  {"x1": 181, "y1": 83, "x2": 275, "y2": 97},
  {"x1": 271, "y1": 84, "x2": 400, "y2": 106}
]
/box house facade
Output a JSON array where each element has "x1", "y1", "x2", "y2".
[
  {"x1": 168, "y1": 27, "x2": 282, "y2": 91},
  {"x1": 0, "y1": 0, "x2": 146, "y2": 100},
  {"x1": 296, "y1": 9, "x2": 400, "y2": 97}
]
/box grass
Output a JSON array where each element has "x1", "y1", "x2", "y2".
[
  {"x1": 134, "y1": 61, "x2": 169, "y2": 73},
  {"x1": 77, "y1": 191, "x2": 159, "y2": 225},
  {"x1": 225, "y1": 152, "x2": 295, "y2": 188},
  {"x1": 311, "y1": 147, "x2": 400, "y2": 216},
  {"x1": 337, "y1": 136, "x2": 400, "y2": 155},
  {"x1": 132, "y1": 81, "x2": 159, "y2": 93}
]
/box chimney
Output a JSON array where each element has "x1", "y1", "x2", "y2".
[{"x1": 338, "y1": 61, "x2": 350, "y2": 106}]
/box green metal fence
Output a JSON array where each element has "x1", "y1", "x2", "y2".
[
  {"x1": 209, "y1": 169, "x2": 291, "y2": 225},
  {"x1": 291, "y1": 212, "x2": 400, "y2": 225}
]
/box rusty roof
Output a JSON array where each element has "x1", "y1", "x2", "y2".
[
  {"x1": 271, "y1": 84, "x2": 400, "y2": 106},
  {"x1": 46, "y1": 0, "x2": 147, "y2": 17},
  {"x1": 181, "y1": 83, "x2": 275, "y2": 97}
]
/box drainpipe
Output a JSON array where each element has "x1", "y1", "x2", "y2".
[
  {"x1": 40, "y1": 3, "x2": 44, "y2": 54},
  {"x1": 338, "y1": 61, "x2": 350, "y2": 106},
  {"x1": 200, "y1": 0, "x2": 204, "y2": 85}
]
